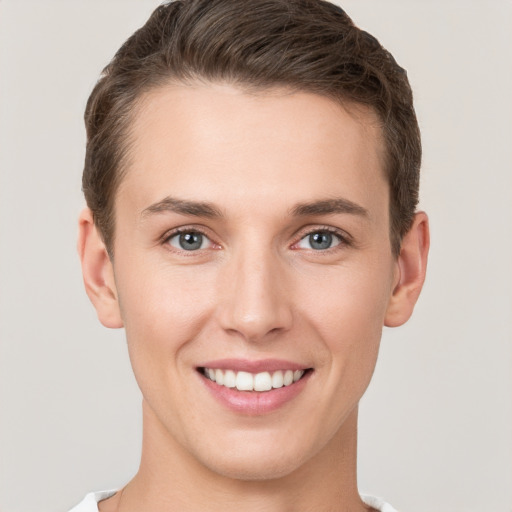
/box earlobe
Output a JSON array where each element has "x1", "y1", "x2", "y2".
[
  {"x1": 384, "y1": 212, "x2": 430, "y2": 327},
  {"x1": 77, "y1": 208, "x2": 124, "y2": 329}
]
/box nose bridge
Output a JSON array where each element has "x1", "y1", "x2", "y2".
[{"x1": 217, "y1": 235, "x2": 292, "y2": 341}]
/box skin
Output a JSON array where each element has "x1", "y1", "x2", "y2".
[{"x1": 78, "y1": 83, "x2": 429, "y2": 512}]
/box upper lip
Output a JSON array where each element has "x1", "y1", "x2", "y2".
[{"x1": 198, "y1": 358, "x2": 310, "y2": 373}]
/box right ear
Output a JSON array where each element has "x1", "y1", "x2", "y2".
[{"x1": 77, "y1": 208, "x2": 123, "y2": 328}]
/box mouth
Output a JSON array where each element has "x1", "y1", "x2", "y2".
[
  {"x1": 199, "y1": 367, "x2": 310, "y2": 392},
  {"x1": 196, "y1": 359, "x2": 313, "y2": 414}
]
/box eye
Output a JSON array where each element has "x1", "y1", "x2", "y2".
[
  {"x1": 296, "y1": 230, "x2": 342, "y2": 251},
  {"x1": 167, "y1": 231, "x2": 212, "y2": 251}
]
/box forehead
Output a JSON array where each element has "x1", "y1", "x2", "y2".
[{"x1": 118, "y1": 82, "x2": 388, "y2": 219}]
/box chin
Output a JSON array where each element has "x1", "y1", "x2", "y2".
[
  {"x1": 194, "y1": 433, "x2": 316, "y2": 482},
  {"x1": 204, "y1": 453, "x2": 306, "y2": 482}
]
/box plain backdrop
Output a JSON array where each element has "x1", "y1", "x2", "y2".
[{"x1": 0, "y1": 1, "x2": 511, "y2": 511}]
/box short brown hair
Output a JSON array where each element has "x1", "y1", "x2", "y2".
[{"x1": 83, "y1": 0, "x2": 421, "y2": 257}]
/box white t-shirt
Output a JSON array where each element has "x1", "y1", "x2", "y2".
[{"x1": 69, "y1": 490, "x2": 399, "y2": 512}]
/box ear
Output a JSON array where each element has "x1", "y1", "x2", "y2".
[
  {"x1": 77, "y1": 208, "x2": 123, "y2": 328},
  {"x1": 384, "y1": 211, "x2": 430, "y2": 327}
]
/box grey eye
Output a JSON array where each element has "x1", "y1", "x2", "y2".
[
  {"x1": 169, "y1": 231, "x2": 208, "y2": 251},
  {"x1": 297, "y1": 231, "x2": 341, "y2": 250}
]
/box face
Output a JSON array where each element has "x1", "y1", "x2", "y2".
[{"x1": 107, "y1": 83, "x2": 399, "y2": 480}]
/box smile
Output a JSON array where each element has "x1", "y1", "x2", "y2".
[{"x1": 201, "y1": 368, "x2": 305, "y2": 392}]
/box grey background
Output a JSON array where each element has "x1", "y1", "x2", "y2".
[{"x1": 1, "y1": 1, "x2": 511, "y2": 511}]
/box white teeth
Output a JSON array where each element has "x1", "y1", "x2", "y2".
[
  {"x1": 235, "y1": 371, "x2": 254, "y2": 391},
  {"x1": 223, "y1": 369, "x2": 236, "y2": 388},
  {"x1": 215, "y1": 369, "x2": 224, "y2": 386},
  {"x1": 254, "y1": 372, "x2": 272, "y2": 392},
  {"x1": 203, "y1": 367, "x2": 306, "y2": 391},
  {"x1": 271, "y1": 370, "x2": 284, "y2": 388},
  {"x1": 293, "y1": 370, "x2": 304, "y2": 382}
]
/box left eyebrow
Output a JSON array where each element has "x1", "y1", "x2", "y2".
[
  {"x1": 289, "y1": 198, "x2": 369, "y2": 218},
  {"x1": 141, "y1": 196, "x2": 224, "y2": 219}
]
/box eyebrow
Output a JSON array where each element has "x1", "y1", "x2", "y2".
[
  {"x1": 289, "y1": 198, "x2": 369, "y2": 218},
  {"x1": 141, "y1": 197, "x2": 224, "y2": 219},
  {"x1": 141, "y1": 196, "x2": 368, "y2": 220}
]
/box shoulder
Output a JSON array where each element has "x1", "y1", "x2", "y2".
[
  {"x1": 361, "y1": 494, "x2": 400, "y2": 512},
  {"x1": 68, "y1": 490, "x2": 118, "y2": 512}
]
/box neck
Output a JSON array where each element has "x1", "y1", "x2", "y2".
[{"x1": 109, "y1": 401, "x2": 368, "y2": 512}]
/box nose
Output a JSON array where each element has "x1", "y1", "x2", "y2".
[{"x1": 216, "y1": 244, "x2": 293, "y2": 342}]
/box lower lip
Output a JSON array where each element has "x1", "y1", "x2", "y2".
[{"x1": 200, "y1": 371, "x2": 312, "y2": 415}]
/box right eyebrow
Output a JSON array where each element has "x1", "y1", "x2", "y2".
[{"x1": 141, "y1": 196, "x2": 224, "y2": 219}]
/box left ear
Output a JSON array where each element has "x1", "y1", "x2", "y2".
[{"x1": 384, "y1": 211, "x2": 430, "y2": 327}]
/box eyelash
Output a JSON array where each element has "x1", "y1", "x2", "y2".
[
  {"x1": 161, "y1": 225, "x2": 352, "y2": 254},
  {"x1": 162, "y1": 226, "x2": 218, "y2": 254},
  {"x1": 292, "y1": 225, "x2": 352, "y2": 252}
]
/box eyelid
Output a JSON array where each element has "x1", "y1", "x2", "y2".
[
  {"x1": 161, "y1": 225, "x2": 220, "y2": 251},
  {"x1": 159, "y1": 224, "x2": 353, "y2": 253},
  {"x1": 291, "y1": 225, "x2": 353, "y2": 250}
]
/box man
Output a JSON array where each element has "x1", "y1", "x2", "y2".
[{"x1": 73, "y1": 1, "x2": 429, "y2": 510}]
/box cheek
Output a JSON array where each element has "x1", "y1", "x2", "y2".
[
  {"x1": 302, "y1": 261, "x2": 394, "y2": 386},
  {"x1": 118, "y1": 257, "x2": 212, "y2": 327},
  {"x1": 115, "y1": 259, "x2": 216, "y2": 380},
  {"x1": 306, "y1": 261, "x2": 393, "y2": 339}
]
